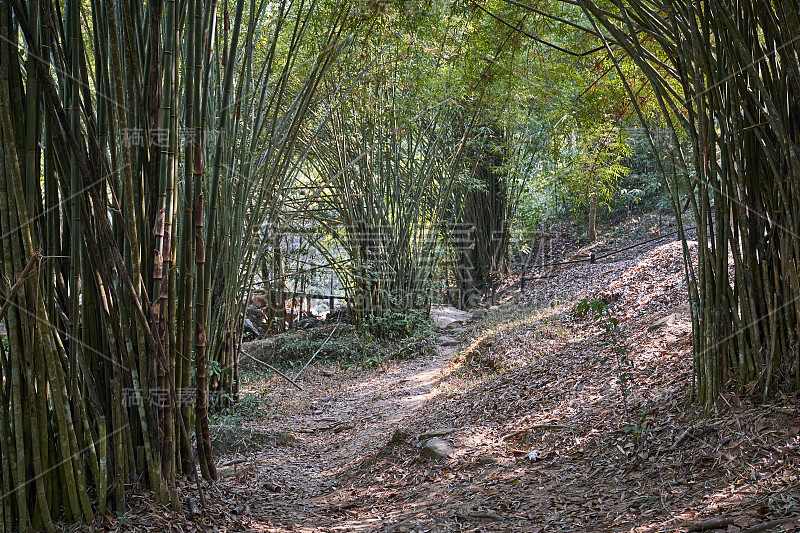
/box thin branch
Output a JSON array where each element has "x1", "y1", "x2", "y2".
[
  {"x1": 0, "y1": 251, "x2": 42, "y2": 323},
  {"x1": 239, "y1": 348, "x2": 303, "y2": 390}
]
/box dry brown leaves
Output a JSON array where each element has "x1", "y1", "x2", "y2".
[
  {"x1": 66, "y1": 227, "x2": 799, "y2": 533},
  {"x1": 314, "y1": 239, "x2": 799, "y2": 532}
]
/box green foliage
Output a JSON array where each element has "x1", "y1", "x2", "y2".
[
  {"x1": 303, "y1": 49, "x2": 457, "y2": 328},
  {"x1": 395, "y1": 335, "x2": 436, "y2": 360},
  {"x1": 575, "y1": 298, "x2": 638, "y2": 428},
  {"x1": 256, "y1": 320, "x2": 434, "y2": 372},
  {"x1": 210, "y1": 392, "x2": 267, "y2": 426},
  {"x1": 610, "y1": 128, "x2": 689, "y2": 215},
  {"x1": 276, "y1": 329, "x2": 365, "y2": 366},
  {"x1": 575, "y1": 297, "x2": 610, "y2": 321},
  {"x1": 563, "y1": 122, "x2": 632, "y2": 209},
  {"x1": 621, "y1": 408, "x2": 650, "y2": 441},
  {"x1": 363, "y1": 309, "x2": 433, "y2": 340},
  {"x1": 582, "y1": 0, "x2": 800, "y2": 409},
  {"x1": 207, "y1": 359, "x2": 228, "y2": 386},
  {"x1": 358, "y1": 356, "x2": 380, "y2": 368}
]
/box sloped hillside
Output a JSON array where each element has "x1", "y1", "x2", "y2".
[
  {"x1": 83, "y1": 237, "x2": 799, "y2": 533},
  {"x1": 312, "y1": 240, "x2": 800, "y2": 533}
]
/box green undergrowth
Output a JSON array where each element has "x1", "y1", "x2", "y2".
[
  {"x1": 242, "y1": 319, "x2": 436, "y2": 374},
  {"x1": 210, "y1": 389, "x2": 269, "y2": 426}
]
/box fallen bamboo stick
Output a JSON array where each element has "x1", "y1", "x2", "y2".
[{"x1": 239, "y1": 348, "x2": 303, "y2": 390}]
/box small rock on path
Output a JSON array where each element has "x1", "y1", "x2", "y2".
[{"x1": 420, "y1": 437, "x2": 452, "y2": 459}]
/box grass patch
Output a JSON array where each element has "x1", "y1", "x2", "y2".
[{"x1": 241, "y1": 321, "x2": 436, "y2": 376}]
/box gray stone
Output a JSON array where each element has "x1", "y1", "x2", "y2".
[
  {"x1": 326, "y1": 307, "x2": 353, "y2": 324},
  {"x1": 443, "y1": 319, "x2": 464, "y2": 330},
  {"x1": 647, "y1": 313, "x2": 682, "y2": 332},
  {"x1": 244, "y1": 306, "x2": 269, "y2": 338},
  {"x1": 390, "y1": 428, "x2": 412, "y2": 444},
  {"x1": 472, "y1": 309, "x2": 488, "y2": 320},
  {"x1": 437, "y1": 336, "x2": 459, "y2": 347},
  {"x1": 421, "y1": 438, "x2": 452, "y2": 460},
  {"x1": 419, "y1": 427, "x2": 456, "y2": 440},
  {"x1": 297, "y1": 316, "x2": 323, "y2": 329},
  {"x1": 431, "y1": 305, "x2": 471, "y2": 329}
]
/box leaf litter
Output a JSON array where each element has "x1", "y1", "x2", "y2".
[{"x1": 68, "y1": 228, "x2": 800, "y2": 533}]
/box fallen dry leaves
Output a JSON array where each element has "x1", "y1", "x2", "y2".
[{"x1": 64, "y1": 224, "x2": 799, "y2": 533}]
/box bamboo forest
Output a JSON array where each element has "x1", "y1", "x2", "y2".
[{"x1": 0, "y1": 0, "x2": 799, "y2": 531}]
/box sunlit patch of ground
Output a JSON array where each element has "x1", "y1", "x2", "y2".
[
  {"x1": 74, "y1": 233, "x2": 799, "y2": 532},
  {"x1": 276, "y1": 240, "x2": 799, "y2": 533}
]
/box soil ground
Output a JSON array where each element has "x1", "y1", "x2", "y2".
[{"x1": 78, "y1": 216, "x2": 800, "y2": 532}]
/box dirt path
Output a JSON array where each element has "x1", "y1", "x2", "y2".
[
  {"x1": 210, "y1": 239, "x2": 671, "y2": 532},
  {"x1": 202, "y1": 239, "x2": 799, "y2": 533},
  {"x1": 212, "y1": 310, "x2": 471, "y2": 531}
]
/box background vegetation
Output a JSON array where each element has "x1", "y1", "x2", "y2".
[{"x1": 0, "y1": 0, "x2": 796, "y2": 529}]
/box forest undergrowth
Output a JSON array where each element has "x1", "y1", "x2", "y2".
[{"x1": 67, "y1": 217, "x2": 800, "y2": 533}]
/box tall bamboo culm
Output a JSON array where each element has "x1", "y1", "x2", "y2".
[
  {"x1": 576, "y1": 0, "x2": 800, "y2": 409},
  {"x1": 0, "y1": 0, "x2": 357, "y2": 529}
]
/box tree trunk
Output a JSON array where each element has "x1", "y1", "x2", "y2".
[{"x1": 588, "y1": 195, "x2": 597, "y2": 243}]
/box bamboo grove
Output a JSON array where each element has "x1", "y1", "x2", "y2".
[
  {"x1": 2, "y1": 0, "x2": 799, "y2": 528},
  {"x1": 577, "y1": 0, "x2": 800, "y2": 408},
  {"x1": 295, "y1": 2, "x2": 534, "y2": 333},
  {"x1": 304, "y1": 94, "x2": 458, "y2": 335},
  {"x1": 0, "y1": 0, "x2": 354, "y2": 527}
]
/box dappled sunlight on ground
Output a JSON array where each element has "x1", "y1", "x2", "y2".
[
  {"x1": 103, "y1": 235, "x2": 798, "y2": 532},
  {"x1": 264, "y1": 239, "x2": 798, "y2": 532}
]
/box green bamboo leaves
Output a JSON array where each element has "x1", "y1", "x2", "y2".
[{"x1": 304, "y1": 82, "x2": 457, "y2": 335}]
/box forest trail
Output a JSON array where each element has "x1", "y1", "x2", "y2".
[
  {"x1": 210, "y1": 312, "x2": 470, "y2": 531},
  {"x1": 158, "y1": 232, "x2": 798, "y2": 533},
  {"x1": 220, "y1": 237, "x2": 692, "y2": 533}
]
